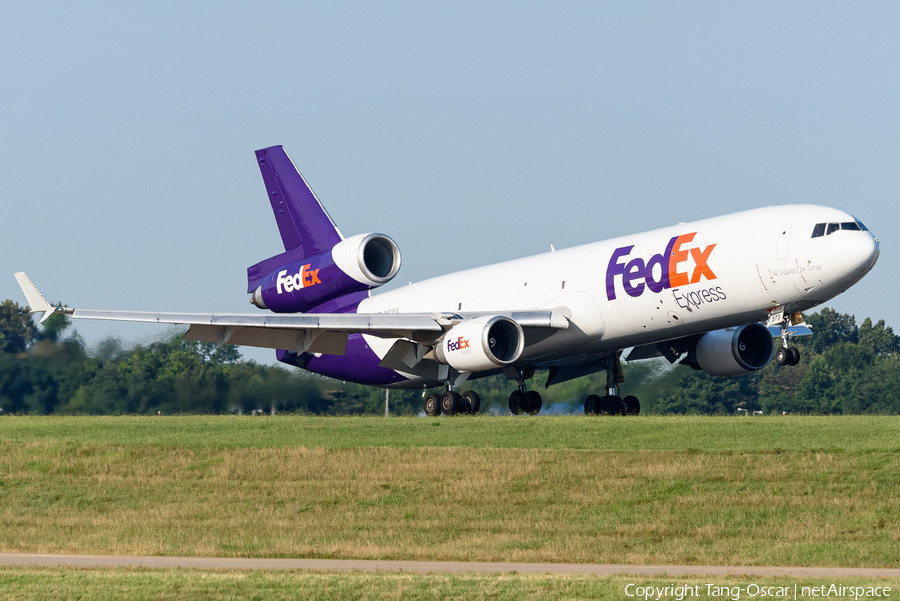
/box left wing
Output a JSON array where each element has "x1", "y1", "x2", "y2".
[{"x1": 15, "y1": 273, "x2": 568, "y2": 356}]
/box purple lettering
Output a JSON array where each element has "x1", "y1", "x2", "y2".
[
  {"x1": 623, "y1": 258, "x2": 646, "y2": 297},
  {"x1": 605, "y1": 246, "x2": 634, "y2": 301}
]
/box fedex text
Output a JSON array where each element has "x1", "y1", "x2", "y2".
[
  {"x1": 606, "y1": 233, "x2": 717, "y2": 301},
  {"x1": 447, "y1": 337, "x2": 470, "y2": 352},
  {"x1": 276, "y1": 264, "x2": 321, "y2": 294}
]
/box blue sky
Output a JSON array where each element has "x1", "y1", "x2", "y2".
[{"x1": 1, "y1": 3, "x2": 897, "y2": 362}]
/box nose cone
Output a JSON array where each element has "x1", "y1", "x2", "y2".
[
  {"x1": 835, "y1": 232, "x2": 879, "y2": 291},
  {"x1": 855, "y1": 232, "x2": 880, "y2": 272}
]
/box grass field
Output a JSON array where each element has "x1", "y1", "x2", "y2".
[
  {"x1": 1, "y1": 415, "x2": 898, "y2": 571},
  {"x1": 2, "y1": 567, "x2": 899, "y2": 601}
]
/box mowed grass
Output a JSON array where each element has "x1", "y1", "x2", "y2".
[
  {"x1": 2, "y1": 567, "x2": 899, "y2": 601},
  {"x1": 1, "y1": 414, "x2": 899, "y2": 451},
  {"x1": 0, "y1": 416, "x2": 898, "y2": 567}
]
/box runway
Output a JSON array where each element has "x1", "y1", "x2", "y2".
[{"x1": 1, "y1": 553, "x2": 899, "y2": 578}]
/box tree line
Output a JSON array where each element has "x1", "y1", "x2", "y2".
[{"x1": 0, "y1": 299, "x2": 897, "y2": 415}]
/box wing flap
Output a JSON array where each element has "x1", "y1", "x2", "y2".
[{"x1": 184, "y1": 324, "x2": 349, "y2": 355}]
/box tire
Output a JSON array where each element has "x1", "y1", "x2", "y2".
[
  {"x1": 508, "y1": 390, "x2": 526, "y2": 415},
  {"x1": 775, "y1": 347, "x2": 789, "y2": 366},
  {"x1": 623, "y1": 395, "x2": 640, "y2": 415},
  {"x1": 584, "y1": 394, "x2": 601, "y2": 415},
  {"x1": 788, "y1": 347, "x2": 800, "y2": 366},
  {"x1": 463, "y1": 391, "x2": 481, "y2": 414},
  {"x1": 441, "y1": 391, "x2": 462, "y2": 415},
  {"x1": 599, "y1": 394, "x2": 622, "y2": 415},
  {"x1": 525, "y1": 390, "x2": 542, "y2": 415},
  {"x1": 424, "y1": 392, "x2": 442, "y2": 417}
]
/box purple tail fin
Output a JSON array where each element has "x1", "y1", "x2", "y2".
[{"x1": 255, "y1": 146, "x2": 343, "y2": 254}]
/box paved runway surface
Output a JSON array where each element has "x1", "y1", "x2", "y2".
[{"x1": 1, "y1": 553, "x2": 899, "y2": 577}]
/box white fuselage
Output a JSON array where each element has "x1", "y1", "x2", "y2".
[{"x1": 358, "y1": 205, "x2": 879, "y2": 384}]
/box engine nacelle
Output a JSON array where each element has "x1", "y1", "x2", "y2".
[
  {"x1": 692, "y1": 323, "x2": 775, "y2": 377},
  {"x1": 250, "y1": 233, "x2": 401, "y2": 313},
  {"x1": 434, "y1": 316, "x2": 525, "y2": 373}
]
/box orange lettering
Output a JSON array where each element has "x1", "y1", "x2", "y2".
[
  {"x1": 668, "y1": 233, "x2": 696, "y2": 287},
  {"x1": 689, "y1": 244, "x2": 717, "y2": 283}
]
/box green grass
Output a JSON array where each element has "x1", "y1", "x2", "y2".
[
  {"x1": 0, "y1": 567, "x2": 898, "y2": 601},
  {"x1": 1, "y1": 416, "x2": 899, "y2": 568},
  {"x1": 1, "y1": 414, "x2": 898, "y2": 451}
]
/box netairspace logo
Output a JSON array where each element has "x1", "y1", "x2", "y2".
[{"x1": 623, "y1": 582, "x2": 892, "y2": 600}]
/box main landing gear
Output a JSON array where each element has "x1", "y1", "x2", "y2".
[
  {"x1": 583, "y1": 353, "x2": 640, "y2": 416},
  {"x1": 508, "y1": 387, "x2": 542, "y2": 415},
  {"x1": 421, "y1": 353, "x2": 642, "y2": 417},
  {"x1": 424, "y1": 389, "x2": 481, "y2": 416}
]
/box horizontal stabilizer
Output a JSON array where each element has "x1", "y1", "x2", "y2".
[{"x1": 14, "y1": 272, "x2": 70, "y2": 323}]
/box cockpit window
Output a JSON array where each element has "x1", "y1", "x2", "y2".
[{"x1": 812, "y1": 220, "x2": 870, "y2": 238}]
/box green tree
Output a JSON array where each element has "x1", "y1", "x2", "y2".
[
  {"x1": 804, "y1": 308, "x2": 858, "y2": 354},
  {"x1": 857, "y1": 317, "x2": 899, "y2": 355},
  {"x1": 0, "y1": 300, "x2": 36, "y2": 353}
]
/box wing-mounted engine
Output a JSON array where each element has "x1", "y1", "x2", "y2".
[
  {"x1": 433, "y1": 315, "x2": 525, "y2": 372},
  {"x1": 687, "y1": 323, "x2": 774, "y2": 377},
  {"x1": 249, "y1": 233, "x2": 401, "y2": 313}
]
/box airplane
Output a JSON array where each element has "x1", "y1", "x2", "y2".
[{"x1": 15, "y1": 145, "x2": 881, "y2": 416}]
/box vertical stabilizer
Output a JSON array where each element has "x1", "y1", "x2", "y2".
[{"x1": 255, "y1": 146, "x2": 343, "y2": 254}]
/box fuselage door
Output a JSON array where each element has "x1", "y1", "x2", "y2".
[{"x1": 776, "y1": 224, "x2": 792, "y2": 260}]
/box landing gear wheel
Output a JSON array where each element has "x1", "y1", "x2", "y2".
[
  {"x1": 441, "y1": 391, "x2": 462, "y2": 415},
  {"x1": 584, "y1": 394, "x2": 601, "y2": 415},
  {"x1": 788, "y1": 347, "x2": 800, "y2": 366},
  {"x1": 775, "y1": 347, "x2": 789, "y2": 366},
  {"x1": 525, "y1": 390, "x2": 542, "y2": 415},
  {"x1": 623, "y1": 395, "x2": 640, "y2": 415},
  {"x1": 463, "y1": 391, "x2": 481, "y2": 415},
  {"x1": 424, "y1": 392, "x2": 441, "y2": 417},
  {"x1": 508, "y1": 390, "x2": 526, "y2": 415},
  {"x1": 599, "y1": 395, "x2": 623, "y2": 415}
]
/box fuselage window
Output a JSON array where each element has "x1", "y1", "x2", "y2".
[
  {"x1": 811, "y1": 223, "x2": 826, "y2": 238},
  {"x1": 826, "y1": 223, "x2": 840, "y2": 235},
  {"x1": 841, "y1": 222, "x2": 861, "y2": 231}
]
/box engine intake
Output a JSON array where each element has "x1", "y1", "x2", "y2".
[
  {"x1": 691, "y1": 323, "x2": 775, "y2": 377},
  {"x1": 332, "y1": 233, "x2": 402, "y2": 286},
  {"x1": 249, "y1": 233, "x2": 401, "y2": 313},
  {"x1": 434, "y1": 316, "x2": 525, "y2": 373}
]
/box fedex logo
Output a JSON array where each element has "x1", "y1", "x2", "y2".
[
  {"x1": 606, "y1": 232, "x2": 717, "y2": 300},
  {"x1": 276, "y1": 264, "x2": 321, "y2": 294},
  {"x1": 447, "y1": 336, "x2": 470, "y2": 352}
]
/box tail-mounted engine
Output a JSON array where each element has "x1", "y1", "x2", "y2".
[
  {"x1": 433, "y1": 316, "x2": 525, "y2": 372},
  {"x1": 249, "y1": 233, "x2": 401, "y2": 313},
  {"x1": 688, "y1": 323, "x2": 774, "y2": 377}
]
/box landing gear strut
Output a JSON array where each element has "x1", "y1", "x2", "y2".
[
  {"x1": 508, "y1": 386, "x2": 542, "y2": 415},
  {"x1": 774, "y1": 313, "x2": 801, "y2": 367},
  {"x1": 583, "y1": 352, "x2": 639, "y2": 416},
  {"x1": 507, "y1": 368, "x2": 542, "y2": 415}
]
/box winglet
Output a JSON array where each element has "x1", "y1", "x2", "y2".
[{"x1": 14, "y1": 272, "x2": 62, "y2": 323}]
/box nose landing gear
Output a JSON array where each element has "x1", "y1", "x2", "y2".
[{"x1": 772, "y1": 310, "x2": 804, "y2": 367}]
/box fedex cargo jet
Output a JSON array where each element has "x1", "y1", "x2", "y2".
[{"x1": 16, "y1": 146, "x2": 880, "y2": 416}]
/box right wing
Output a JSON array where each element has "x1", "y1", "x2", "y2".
[{"x1": 15, "y1": 272, "x2": 568, "y2": 356}]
